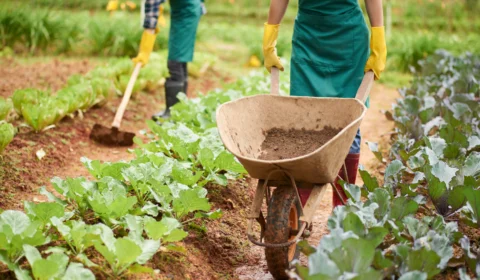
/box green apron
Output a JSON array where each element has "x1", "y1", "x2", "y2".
[
  {"x1": 290, "y1": 0, "x2": 369, "y2": 103},
  {"x1": 168, "y1": 0, "x2": 202, "y2": 62}
]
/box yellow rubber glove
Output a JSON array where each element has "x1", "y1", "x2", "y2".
[
  {"x1": 157, "y1": 5, "x2": 166, "y2": 28},
  {"x1": 132, "y1": 31, "x2": 157, "y2": 66},
  {"x1": 364, "y1": 26, "x2": 387, "y2": 80},
  {"x1": 106, "y1": 0, "x2": 119, "y2": 12},
  {"x1": 263, "y1": 23, "x2": 284, "y2": 73},
  {"x1": 126, "y1": 1, "x2": 136, "y2": 10}
]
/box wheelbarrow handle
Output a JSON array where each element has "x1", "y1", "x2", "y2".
[
  {"x1": 270, "y1": 67, "x2": 280, "y2": 96},
  {"x1": 355, "y1": 71, "x2": 375, "y2": 104},
  {"x1": 271, "y1": 68, "x2": 374, "y2": 101}
]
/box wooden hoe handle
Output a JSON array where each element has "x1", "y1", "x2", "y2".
[
  {"x1": 270, "y1": 67, "x2": 280, "y2": 95},
  {"x1": 355, "y1": 71, "x2": 375, "y2": 103},
  {"x1": 112, "y1": 63, "x2": 142, "y2": 128}
]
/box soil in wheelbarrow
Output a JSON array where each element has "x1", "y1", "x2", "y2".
[{"x1": 258, "y1": 127, "x2": 342, "y2": 160}]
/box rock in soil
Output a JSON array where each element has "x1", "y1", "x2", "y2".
[{"x1": 258, "y1": 127, "x2": 342, "y2": 160}]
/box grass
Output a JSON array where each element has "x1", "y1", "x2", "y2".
[
  {"x1": 2, "y1": 0, "x2": 480, "y2": 85},
  {"x1": 379, "y1": 70, "x2": 412, "y2": 89}
]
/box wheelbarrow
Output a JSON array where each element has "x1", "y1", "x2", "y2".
[{"x1": 216, "y1": 68, "x2": 374, "y2": 279}]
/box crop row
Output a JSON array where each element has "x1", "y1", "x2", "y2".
[
  {"x1": 293, "y1": 51, "x2": 480, "y2": 279},
  {"x1": 0, "y1": 51, "x2": 216, "y2": 154},
  {"x1": 0, "y1": 65, "x2": 288, "y2": 278}
]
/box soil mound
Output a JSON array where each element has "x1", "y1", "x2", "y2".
[{"x1": 259, "y1": 127, "x2": 342, "y2": 160}]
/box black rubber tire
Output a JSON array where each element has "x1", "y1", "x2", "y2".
[{"x1": 265, "y1": 187, "x2": 302, "y2": 280}]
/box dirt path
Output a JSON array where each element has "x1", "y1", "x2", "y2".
[{"x1": 234, "y1": 83, "x2": 399, "y2": 279}]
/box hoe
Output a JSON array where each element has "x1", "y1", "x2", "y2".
[{"x1": 90, "y1": 63, "x2": 142, "y2": 146}]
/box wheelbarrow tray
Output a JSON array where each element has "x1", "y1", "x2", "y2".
[{"x1": 216, "y1": 95, "x2": 367, "y2": 184}]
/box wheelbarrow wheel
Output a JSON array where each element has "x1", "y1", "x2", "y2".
[{"x1": 265, "y1": 186, "x2": 301, "y2": 279}]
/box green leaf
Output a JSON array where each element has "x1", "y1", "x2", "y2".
[
  {"x1": 467, "y1": 136, "x2": 480, "y2": 151},
  {"x1": 207, "y1": 172, "x2": 228, "y2": 186},
  {"x1": 76, "y1": 253, "x2": 97, "y2": 268},
  {"x1": 115, "y1": 238, "x2": 142, "y2": 266},
  {"x1": 214, "y1": 151, "x2": 246, "y2": 174},
  {"x1": 124, "y1": 215, "x2": 144, "y2": 242},
  {"x1": 439, "y1": 124, "x2": 468, "y2": 148},
  {"x1": 164, "y1": 229, "x2": 188, "y2": 242},
  {"x1": 399, "y1": 271, "x2": 427, "y2": 280},
  {"x1": 127, "y1": 264, "x2": 154, "y2": 275},
  {"x1": 307, "y1": 250, "x2": 340, "y2": 278},
  {"x1": 427, "y1": 137, "x2": 447, "y2": 158},
  {"x1": 427, "y1": 177, "x2": 447, "y2": 203},
  {"x1": 144, "y1": 217, "x2": 181, "y2": 240},
  {"x1": 23, "y1": 244, "x2": 42, "y2": 266},
  {"x1": 367, "y1": 188, "x2": 391, "y2": 221},
  {"x1": 373, "y1": 250, "x2": 393, "y2": 269},
  {"x1": 463, "y1": 152, "x2": 480, "y2": 177},
  {"x1": 25, "y1": 202, "x2": 64, "y2": 225},
  {"x1": 136, "y1": 239, "x2": 160, "y2": 265},
  {"x1": 343, "y1": 184, "x2": 361, "y2": 203},
  {"x1": 14, "y1": 267, "x2": 33, "y2": 280},
  {"x1": 365, "y1": 227, "x2": 388, "y2": 248},
  {"x1": 93, "y1": 242, "x2": 116, "y2": 268},
  {"x1": 406, "y1": 248, "x2": 441, "y2": 278},
  {"x1": 165, "y1": 244, "x2": 187, "y2": 253},
  {"x1": 39, "y1": 187, "x2": 67, "y2": 207},
  {"x1": 390, "y1": 197, "x2": 418, "y2": 220},
  {"x1": 447, "y1": 186, "x2": 468, "y2": 212},
  {"x1": 171, "y1": 164, "x2": 203, "y2": 186},
  {"x1": 1, "y1": 210, "x2": 31, "y2": 235},
  {"x1": 430, "y1": 161, "x2": 458, "y2": 185},
  {"x1": 194, "y1": 209, "x2": 223, "y2": 220},
  {"x1": 172, "y1": 188, "x2": 211, "y2": 218},
  {"x1": 384, "y1": 160, "x2": 405, "y2": 180},
  {"x1": 198, "y1": 148, "x2": 215, "y2": 171},
  {"x1": 351, "y1": 269, "x2": 383, "y2": 280},
  {"x1": 330, "y1": 238, "x2": 376, "y2": 273},
  {"x1": 366, "y1": 142, "x2": 383, "y2": 162},
  {"x1": 297, "y1": 240, "x2": 317, "y2": 256},
  {"x1": 32, "y1": 258, "x2": 62, "y2": 280},
  {"x1": 62, "y1": 263, "x2": 95, "y2": 280},
  {"x1": 463, "y1": 187, "x2": 480, "y2": 227},
  {"x1": 359, "y1": 169, "x2": 380, "y2": 192},
  {"x1": 343, "y1": 213, "x2": 365, "y2": 237}
]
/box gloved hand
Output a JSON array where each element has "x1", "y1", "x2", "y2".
[
  {"x1": 132, "y1": 30, "x2": 157, "y2": 66},
  {"x1": 157, "y1": 5, "x2": 166, "y2": 28},
  {"x1": 364, "y1": 26, "x2": 387, "y2": 80},
  {"x1": 106, "y1": 0, "x2": 119, "y2": 12},
  {"x1": 263, "y1": 23, "x2": 284, "y2": 73}
]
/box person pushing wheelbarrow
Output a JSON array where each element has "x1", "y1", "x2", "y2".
[
  {"x1": 263, "y1": 0, "x2": 387, "y2": 209},
  {"x1": 108, "y1": 0, "x2": 206, "y2": 120}
]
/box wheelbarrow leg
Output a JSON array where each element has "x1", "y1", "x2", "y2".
[
  {"x1": 299, "y1": 184, "x2": 328, "y2": 225},
  {"x1": 248, "y1": 179, "x2": 267, "y2": 241}
]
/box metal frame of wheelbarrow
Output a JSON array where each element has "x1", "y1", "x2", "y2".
[
  {"x1": 243, "y1": 69, "x2": 375, "y2": 248},
  {"x1": 247, "y1": 170, "x2": 328, "y2": 248}
]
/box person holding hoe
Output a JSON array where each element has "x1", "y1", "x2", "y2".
[
  {"x1": 263, "y1": 0, "x2": 386, "y2": 208},
  {"x1": 107, "y1": 0, "x2": 206, "y2": 120}
]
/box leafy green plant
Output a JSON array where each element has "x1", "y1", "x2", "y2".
[
  {"x1": 0, "y1": 122, "x2": 14, "y2": 153},
  {"x1": 91, "y1": 224, "x2": 159, "y2": 276},
  {"x1": 0, "y1": 97, "x2": 12, "y2": 121},
  {"x1": 297, "y1": 51, "x2": 479, "y2": 279},
  {"x1": 23, "y1": 245, "x2": 94, "y2": 280},
  {"x1": 0, "y1": 211, "x2": 49, "y2": 267}
]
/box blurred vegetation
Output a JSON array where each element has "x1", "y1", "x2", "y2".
[{"x1": 1, "y1": 0, "x2": 479, "y2": 87}]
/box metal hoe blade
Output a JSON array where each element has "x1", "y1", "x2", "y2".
[{"x1": 89, "y1": 124, "x2": 135, "y2": 146}]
